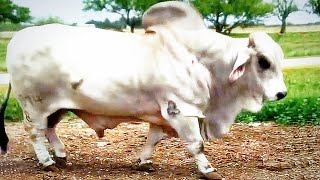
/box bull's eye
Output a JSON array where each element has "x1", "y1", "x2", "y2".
[{"x1": 258, "y1": 56, "x2": 270, "y2": 70}]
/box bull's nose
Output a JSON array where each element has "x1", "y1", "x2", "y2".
[{"x1": 276, "y1": 91, "x2": 287, "y2": 100}]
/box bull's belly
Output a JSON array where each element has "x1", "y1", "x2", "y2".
[{"x1": 72, "y1": 109, "x2": 177, "y2": 137}]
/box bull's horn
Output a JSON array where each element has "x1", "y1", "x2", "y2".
[{"x1": 142, "y1": 1, "x2": 206, "y2": 30}]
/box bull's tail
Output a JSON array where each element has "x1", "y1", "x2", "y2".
[{"x1": 0, "y1": 83, "x2": 11, "y2": 154}]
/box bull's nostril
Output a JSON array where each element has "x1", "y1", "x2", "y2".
[{"x1": 276, "y1": 92, "x2": 287, "y2": 100}]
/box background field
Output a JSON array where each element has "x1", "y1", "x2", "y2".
[
  {"x1": 231, "y1": 24, "x2": 320, "y2": 33},
  {"x1": 230, "y1": 32, "x2": 320, "y2": 58},
  {"x1": 0, "y1": 39, "x2": 9, "y2": 72}
]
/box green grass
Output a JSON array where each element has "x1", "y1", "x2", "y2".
[
  {"x1": 230, "y1": 32, "x2": 320, "y2": 58},
  {"x1": 0, "y1": 39, "x2": 9, "y2": 72},
  {"x1": 0, "y1": 67, "x2": 319, "y2": 125},
  {"x1": 272, "y1": 32, "x2": 320, "y2": 58},
  {"x1": 237, "y1": 66, "x2": 320, "y2": 125}
]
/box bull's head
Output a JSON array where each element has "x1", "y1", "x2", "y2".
[
  {"x1": 143, "y1": 1, "x2": 287, "y2": 140},
  {"x1": 227, "y1": 32, "x2": 287, "y2": 111}
]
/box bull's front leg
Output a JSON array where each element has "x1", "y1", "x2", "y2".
[
  {"x1": 161, "y1": 101, "x2": 223, "y2": 180},
  {"x1": 136, "y1": 123, "x2": 165, "y2": 172}
]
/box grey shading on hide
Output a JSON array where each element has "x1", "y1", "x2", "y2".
[
  {"x1": 142, "y1": 1, "x2": 206, "y2": 30},
  {"x1": 167, "y1": 100, "x2": 180, "y2": 116}
]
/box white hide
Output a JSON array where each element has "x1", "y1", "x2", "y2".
[{"x1": 6, "y1": 24, "x2": 210, "y2": 129}]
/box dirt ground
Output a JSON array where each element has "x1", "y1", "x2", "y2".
[{"x1": 0, "y1": 119, "x2": 319, "y2": 180}]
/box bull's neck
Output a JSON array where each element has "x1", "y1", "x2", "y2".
[
  {"x1": 170, "y1": 28, "x2": 250, "y2": 121},
  {"x1": 171, "y1": 30, "x2": 248, "y2": 123},
  {"x1": 209, "y1": 78, "x2": 249, "y2": 120}
]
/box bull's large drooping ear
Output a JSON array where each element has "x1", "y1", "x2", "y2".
[
  {"x1": 142, "y1": 1, "x2": 206, "y2": 30},
  {"x1": 229, "y1": 48, "x2": 253, "y2": 82}
]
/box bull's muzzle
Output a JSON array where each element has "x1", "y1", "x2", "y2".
[{"x1": 276, "y1": 91, "x2": 287, "y2": 100}]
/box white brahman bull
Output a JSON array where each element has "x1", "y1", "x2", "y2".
[{"x1": 0, "y1": 1, "x2": 287, "y2": 179}]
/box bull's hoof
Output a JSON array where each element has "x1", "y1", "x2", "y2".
[
  {"x1": 202, "y1": 171, "x2": 224, "y2": 180},
  {"x1": 54, "y1": 156, "x2": 67, "y2": 168},
  {"x1": 134, "y1": 161, "x2": 155, "y2": 172},
  {"x1": 42, "y1": 164, "x2": 60, "y2": 172}
]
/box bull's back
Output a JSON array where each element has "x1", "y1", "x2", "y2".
[{"x1": 5, "y1": 24, "x2": 164, "y2": 114}]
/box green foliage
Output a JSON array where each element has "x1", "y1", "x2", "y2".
[
  {"x1": 83, "y1": 0, "x2": 169, "y2": 32},
  {"x1": 86, "y1": 17, "x2": 127, "y2": 30},
  {"x1": 0, "y1": 93, "x2": 23, "y2": 121},
  {"x1": 0, "y1": 0, "x2": 32, "y2": 23},
  {"x1": 237, "y1": 67, "x2": 320, "y2": 125},
  {"x1": 306, "y1": 0, "x2": 320, "y2": 16},
  {"x1": 192, "y1": 0, "x2": 273, "y2": 34},
  {"x1": 33, "y1": 16, "x2": 64, "y2": 26},
  {"x1": 273, "y1": 0, "x2": 298, "y2": 34}
]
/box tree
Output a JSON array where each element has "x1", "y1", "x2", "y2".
[
  {"x1": 0, "y1": 0, "x2": 32, "y2": 23},
  {"x1": 86, "y1": 17, "x2": 126, "y2": 30},
  {"x1": 83, "y1": 0, "x2": 168, "y2": 33},
  {"x1": 273, "y1": 0, "x2": 298, "y2": 34},
  {"x1": 305, "y1": 0, "x2": 320, "y2": 16},
  {"x1": 192, "y1": 0, "x2": 273, "y2": 34}
]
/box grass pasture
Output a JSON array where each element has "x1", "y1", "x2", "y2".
[
  {"x1": 275, "y1": 32, "x2": 320, "y2": 57},
  {"x1": 232, "y1": 24, "x2": 320, "y2": 33},
  {"x1": 0, "y1": 39, "x2": 9, "y2": 72},
  {"x1": 1, "y1": 67, "x2": 320, "y2": 125},
  {"x1": 230, "y1": 31, "x2": 320, "y2": 58}
]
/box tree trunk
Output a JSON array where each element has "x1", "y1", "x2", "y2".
[
  {"x1": 130, "y1": 17, "x2": 135, "y2": 33},
  {"x1": 126, "y1": 9, "x2": 135, "y2": 33},
  {"x1": 280, "y1": 19, "x2": 286, "y2": 34},
  {"x1": 215, "y1": 24, "x2": 223, "y2": 33},
  {"x1": 215, "y1": 28, "x2": 222, "y2": 33},
  {"x1": 130, "y1": 24, "x2": 134, "y2": 33}
]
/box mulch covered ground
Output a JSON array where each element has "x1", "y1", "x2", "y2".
[{"x1": 0, "y1": 119, "x2": 319, "y2": 179}]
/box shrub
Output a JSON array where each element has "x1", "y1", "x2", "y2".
[
  {"x1": 237, "y1": 97, "x2": 320, "y2": 125},
  {"x1": 0, "y1": 23, "x2": 28, "y2": 32},
  {"x1": 0, "y1": 94, "x2": 23, "y2": 121}
]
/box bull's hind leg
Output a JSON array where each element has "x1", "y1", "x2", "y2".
[
  {"x1": 45, "y1": 109, "x2": 68, "y2": 168},
  {"x1": 160, "y1": 101, "x2": 223, "y2": 180},
  {"x1": 136, "y1": 123, "x2": 165, "y2": 172},
  {"x1": 23, "y1": 112, "x2": 57, "y2": 170}
]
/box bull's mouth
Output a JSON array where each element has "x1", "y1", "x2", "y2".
[{"x1": 262, "y1": 95, "x2": 268, "y2": 102}]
